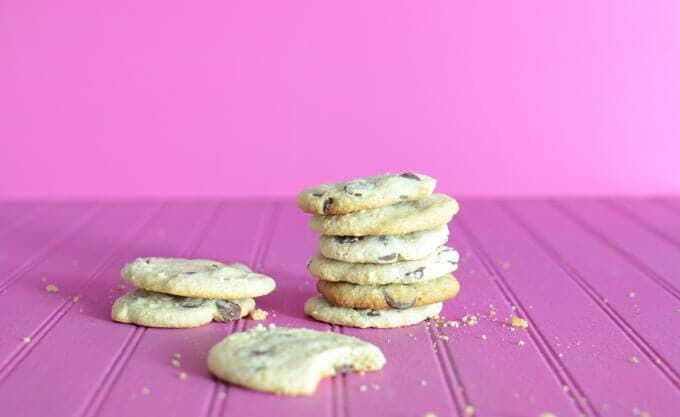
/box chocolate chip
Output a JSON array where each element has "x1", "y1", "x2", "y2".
[
  {"x1": 399, "y1": 195, "x2": 408, "y2": 200},
  {"x1": 377, "y1": 253, "x2": 398, "y2": 262},
  {"x1": 405, "y1": 267, "x2": 425, "y2": 280},
  {"x1": 250, "y1": 349, "x2": 273, "y2": 357},
  {"x1": 183, "y1": 271, "x2": 198, "y2": 275},
  {"x1": 399, "y1": 172, "x2": 421, "y2": 181},
  {"x1": 334, "y1": 364, "x2": 355, "y2": 374},
  {"x1": 337, "y1": 236, "x2": 361, "y2": 244},
  {"x1": 343, "y1": 180, "x2": 374, "y2": 197},
  {"x1": 449, "y1": 261, "x2": 458, "y2": 266},
  {"x1": 312, "y1": 192, "x2": 324, "y2": 197},
  {"x1": 377, "y1": 236, "x2": 389, "y2": 243},
  {"x1": 322, "y1": 198, "x2": 334, "y2": 214},
  {"x1": 144, "y1": 259, "x2": 151, "y2": 264},
  {"x1": 366, "y1": 309, "x2": 381, "y2": 316},
  {"x1": 216, "y1": 300, "x2": 241, "y2": 322},
  {"x1": 179, "y1": 298, "x2": 205, "y2": 308},
  {"x1": 383, "y1": 291, "x2": 416, "y2": 309}
]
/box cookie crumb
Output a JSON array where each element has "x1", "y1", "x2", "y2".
[
  {"x1": 558, "y1": 352, "x2": 564, "y2": 358},
  {"x1": 518, "y1": 340, "x2": 525, "y2": 347},
  {"x1": 461, "y1": 314, "x2": 478, "y2": 326},
  {"x1": 464, "y1": 405, "x2": 475, "y2": 416},
  {"x1": 72, "y1": 296, "x2": 80, "y2": 303},
  {"x1": 178, "y1": 372, "x2": 188, "y2": 380},
  {"x1": 117, "y1": 284, "x2": 126, "y2": 291},
  {"x1": 22, "y1": 337, "x2": 31, "y2": 344},
  {"x1": 655, "y1": 358, "x2": 662, "y2": 365},
  {"x1": 359, "y1": 371, "x2": 366, "y2": 376},
  {"x1": 603, "y1": 298, "x2": 608, "y2": 304},
  {"x1": 267, "y1": 323, "x2": 277, "y2": 330},
  {"x1": 562, "y1": 385, "x2": 570, "y2": 392},
  {"x1": 422, "y1": 413, "x2": 437, "y2": 417},
  {"x1": 420, "y1": 380, "x2": 428, "y2": 387},
  {"x1": 538, "y1": 413, "x2": 557, "y2": 417},
  {"x1": 439, "y1": 335, "x2": 449, "y2": 341},
  {"x1": 445, "y1": 320, "x2": 460, "y2": 328},
  {"x1": 630, "y1": 356, "x2": 639, "y2": 364},
  {"x1": 359, "y1": 384, "x2": 368, "y2": 392},
  {"x1": 249, "y1": 308, "x2": 269, "y2": 321},
  {"x1": 511, "y1": 316, "x2": 528, "y2": 328},
  {"x1": 481, "y1": 334, "x2": 487, "y2": 341},
  {"x1": 173, "y1": 353, "x2": 181, "y2": 359},
  {"x1": 140, "y1": 387, "x2": 150, "y2": 395},
  {"x1": 46, "y1": 284, "x2": 59, "y2": 293},
  {"x1": 628, "y1": 291, "x2": 636, "y2": 298},
  {"x1": 171, "y1": 358, "x2": 181, "y2": 368}
]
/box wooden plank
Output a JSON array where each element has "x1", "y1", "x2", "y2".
[
  {"x1": 0, "y1": 202, "x2": 159, "y2": 378},
  {"x1": 505, "y1": 200, "x2": 680, "y2": 379},
  {"x1": 432, "y1": 201, "x2": 584, "y2": 417},
  {"x1": 0, "y1": 202, "x2": 99, "y2": 291},
  {"x1": 0, "y1": 202, "x2": 217, "y2": 417},
  {"x1": 459, "y1": 200, "x2": 679, "y2": 417},
  {"x1": 555, "y1": 200, "x2": 680, "y2": 298},
  {"x1": 0, "y1": 202, "x2": 47, "y2": 235}
]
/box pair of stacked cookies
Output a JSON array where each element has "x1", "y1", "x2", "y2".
[
  {"x1": 112, "y1": 258, "x2": 276, "y2": 328},
  {"x1": 298, "y1": 173, "x2": 461, "y2": 328}
]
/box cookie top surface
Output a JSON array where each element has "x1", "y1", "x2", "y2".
[
  {"x1": 309, "y1": 193, "x2": 459, "y2": 236},
  {"x1": 309, "y1": 246, "x2": 459, "y2": 285},
  {"x1": 304, "y1": 295, "x2": 442, "y2": 329},
  {"x1": 111, "y1": 289, "x2": 255, "y2": 328},
  {"x1": 318, "y1": 225, "x2": 449, "y2": 263},
  {"x1": 297, "y1": 172, "x2": 436, "y2": 215},
  {"x1": 318, "y1": 274, "x2": 460, "y2": 310},
  {"x1": 207, "y1": 325, "x2": 386, "y2": 395},
  {"x1": 121, "y1": 257, "x2": 276, "y2": 299}
]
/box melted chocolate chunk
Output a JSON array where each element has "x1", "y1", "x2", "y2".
[
  {"x1": 399, "y1": 172, "x2": 421, "y2": 181},
  {"x1": 312, "y1": 192, "x2": 324, "y2": 197},
  {"x1": 179, "y1": 298, "x2": 205, "y2": 308},
  {"x1": 144, "y1": 259, "x2": 151, "y2": 264},
  {"x1": 384, "y1": 291, "x2": 416, "y2": 309},
  {"x1": 377, "y1": 253, "x2": 398, "y2": 262},
  {"x1": 183, "y1": 271, "x2": 198, "y2": 275},
  {"x1": 337, "y1": 236, "x2": 361, "y2": 244},
  {"x1": 322, "y1": 198, "x2": 334, "y2": 214},
  {"x1": 343, "y1": 184, "x2": 362, "y2": 197},
  {"x1": 366, "y1": 309, "x2": 381, "y2": 316},
  {"x1": 405, "y1": 267, "x2": 425, "y2": 280},
  {"x1": 334, "y1": 364, "x2": 355, "y2": 374},
  {"x1": 216, "y1": 300, "x2": 241, "y2": 322}
]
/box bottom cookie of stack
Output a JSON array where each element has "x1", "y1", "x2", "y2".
[{"x1": 305, "y1": 295, "x2": 443, "y2": 329}]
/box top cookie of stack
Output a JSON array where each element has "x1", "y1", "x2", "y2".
[{"x1": 298, "y1": 173, "x2": 461, "y2": 328}]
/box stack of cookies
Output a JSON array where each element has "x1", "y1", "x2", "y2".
[
  {"x1": 111, "y1": 257, "x2": 276, "y2": 328},
  {"x1": 298, "y1": 173, "x2": 461, "y2": 328}
]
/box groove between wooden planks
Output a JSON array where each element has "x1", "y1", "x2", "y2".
[
  {"x1": 203, "y1": 202, "x2": 281, "y2": 417},
  {"x1": 0, "y1": 204, "x2": 163, "y2": 383},
  {"x1": 550, "y1": 201, "x2": 680, "y2": 300},
  {"x1": 458, "y1": 218, "x2": 599, "y2": 417},
  {"x1": 0, "y1": 204, "x2": 102, "y2": 293},
  {"x1": 604, "y1": 200, "x2": 680, "y2": 251},
  {"x1": 77, "y1": 203, "x2": 223, "y2": 417},
  {"x1": 425, "y1": 321, "x2": 466, "y2": 416},
  {"x1": 501, "y1": 202, "x2": 680, "y2": 388}
]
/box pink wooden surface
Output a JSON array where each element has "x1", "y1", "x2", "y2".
[{"x1": 0, "y1": 200, "x2": 678, "y2": 417}]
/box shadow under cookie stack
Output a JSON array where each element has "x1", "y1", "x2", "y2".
[{"x1": 299, "y1": 173, "x2": 461, "y2": 328}]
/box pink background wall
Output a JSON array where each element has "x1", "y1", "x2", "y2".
[{"x1": 1, "y1": 1, "x2": 678, "y2": 199}]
